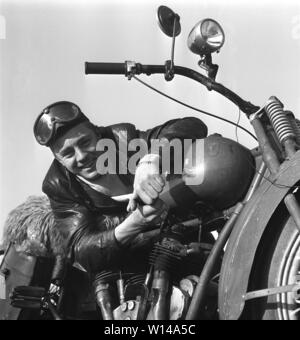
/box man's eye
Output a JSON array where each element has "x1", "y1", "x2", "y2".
[
  {"x1": 81, "y1": 139, "x2": 91, "y2": 147},
  {"x1": 62, "y1": 151, "x2": 73, "y2": 159}
]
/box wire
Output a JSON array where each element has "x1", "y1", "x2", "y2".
[
  {"x1": 250, "y1": 162, "x2": 300, "y2": 191},
  {"x1": 132, "y1": 75, "x2": 300, "y2": 192},
  {"x1": 132, "y1": 75, "x2": 258, "y2": 141},
  {"x1": 235, "y1": 108, "x2": 241, "y2": 144},
  {"x1": 256, "y1": 167, "x2": 300, "y2": 191}
]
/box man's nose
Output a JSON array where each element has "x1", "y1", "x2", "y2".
[{"x1": 75, "y1": 148, "x2": 88, "y2": 164}]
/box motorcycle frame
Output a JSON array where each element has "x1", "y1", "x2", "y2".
[{"x1": 85, "y1": 62, "x2": 300, "y2": 320}]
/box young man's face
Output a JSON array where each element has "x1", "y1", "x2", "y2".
[{"x1": 51, "y1": 122, "x2": 100, "y2": 180}]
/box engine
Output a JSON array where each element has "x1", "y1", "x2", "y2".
[{"x1": 93, "y1": 219, "x2": 219, "y2": 320}]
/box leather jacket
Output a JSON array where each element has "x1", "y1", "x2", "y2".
[{"x1": 42, "y1": 117, "x2": 208, "y2": 276}]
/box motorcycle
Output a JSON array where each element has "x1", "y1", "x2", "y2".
[{"x1": 1, "y1": 5, "x2": 300, "y2": 320}]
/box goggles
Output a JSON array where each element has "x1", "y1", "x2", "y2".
[{"x1": 34, "y1": 101, "x2": 88, "y2": 146}]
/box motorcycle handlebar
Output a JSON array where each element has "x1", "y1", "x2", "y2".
[
  {"x1": 85, "y1": 61, "x2": 259, "y2": 116},
  {"x1": 85, "y1": 62, "x2": 127, "y2": 75},
  {"x1": 85, "y1": 62, "x2": 165, "y2": 76}
]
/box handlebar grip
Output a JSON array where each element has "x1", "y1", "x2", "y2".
[{"x1": 85, "y1": 62, "x2": 126, "y2": 75}]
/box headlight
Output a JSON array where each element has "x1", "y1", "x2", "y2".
[{"x1": 187, "y1": 19, "x2": 225, "y2": 55}]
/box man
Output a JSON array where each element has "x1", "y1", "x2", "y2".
[{"x1": 34, "y1": 101, "x2": 208, "y2": 284}]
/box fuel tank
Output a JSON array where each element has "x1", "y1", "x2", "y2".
[{"x1": 160, "y1": 134, "x2": 255, "y2": 210}]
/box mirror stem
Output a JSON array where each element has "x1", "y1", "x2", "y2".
[
  {"x1": 165, "y1": 14, "x2": 179, "y2": 81},
  {"x1": 171, "y1": 14, "x2": 179, "y2": 67}
]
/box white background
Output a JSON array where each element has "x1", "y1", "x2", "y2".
[{"x1": 0, "y1": 0, "x2": 300, "y2": 241}]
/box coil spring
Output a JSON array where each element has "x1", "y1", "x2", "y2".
[{"x1": 265, "y1": 96, "x2": 296, "y2": 145}]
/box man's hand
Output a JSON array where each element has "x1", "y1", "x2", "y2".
[
  {"x1": 130, "y1": 199, "x2": 168, "y2": 226},
  {"x1": 127, "y1": 154, "x2": 166, "y2": 212},
  {"x1": 115, "y1": 199, "x2": 168, "y2": 246}
]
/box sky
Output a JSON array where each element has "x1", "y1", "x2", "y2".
[{"x1": 0, "y1": 0, "x2": 300, "y2": 240}]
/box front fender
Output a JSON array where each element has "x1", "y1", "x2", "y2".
[{"x1": 218, "y1": 150, "x2": 300, "y2": 320}]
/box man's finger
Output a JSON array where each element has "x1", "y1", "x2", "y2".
[
  {"x1": 149, "y1": 178, "x2": 164, "y2": 193},
  {"x1": 137, "y1": 189, "x2": 153, "y2": 205},
  {"x1": 142, "y1": 183, "x2": 159, "y2": 199},
  {"x1": 127, "y1": 196, "x2": 137, "y2": 212},
  {"x1": 154, "y1": 174, "x2": 166, "y2": 187}
]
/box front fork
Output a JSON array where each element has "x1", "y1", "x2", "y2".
[
  {"x1": 186, "y1": 102, "x2": 300, "y2": 320},
  {"x1": 251, "y1": 114, "x2": 300, "y2": 233}
]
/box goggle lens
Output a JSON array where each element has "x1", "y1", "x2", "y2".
[{"x1": 34, "y1": 102, "x2": 82, "y2": 145}]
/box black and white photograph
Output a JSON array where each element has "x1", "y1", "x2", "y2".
[{"x1": 0, "y1": 0, "x2": 300, "y2": 322}]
